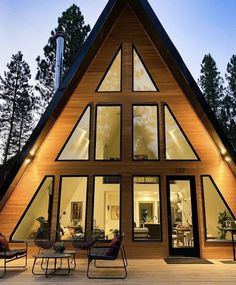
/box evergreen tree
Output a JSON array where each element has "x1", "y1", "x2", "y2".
[
  {"x1": 0, "y1": 51, "x2": 36, "y2": 164},
  {"x1": 199, "y1": 54, "x2": 224, "y2": 118},
  {"x1": 223, "y1": 55, "x2": 236, "y2": 149},
  {"x1": 35, "y1": 4, "x2": 90, "y2": 113}
]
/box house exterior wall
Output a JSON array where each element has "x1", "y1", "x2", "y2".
[{"x1": 0, "y1": 5, "x2": 235, "y2": 258}]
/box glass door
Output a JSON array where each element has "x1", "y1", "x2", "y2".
[{"x1": 166, "y1": 176, "x2": 199, "y2": 257}]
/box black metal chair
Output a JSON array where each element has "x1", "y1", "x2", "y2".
[
  {"x1": 0, "y1": 239, "x2": 27, "y2": 278},
  {"x1": 34, "y1": 228, "x2": 59, "y2": 253},
  {"x1": 73, "y1": 229, "x2": 102, "y2": 252},
  {"x1": 86, "y1": 233, "x2": 128, "y2": 279}
]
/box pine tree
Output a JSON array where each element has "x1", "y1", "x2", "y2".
[
  {"x1": 35, "y1": 4, "x2": 90, "y2": 113},
  {"x1": 0, "y1": 51, "x2": 36, "y2": 164},
  {"x1": 223, "y1": 55, "x2": 236, "y2": 149},
  {"x1": 199, "y1": 54, "x2": 224, "y2": 118}
]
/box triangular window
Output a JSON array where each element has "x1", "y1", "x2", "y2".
[
  {"x1": 96, "y1": 47, "x2": 121, "y2": 92},
  {"x1": 57, "y1": 106, "x2": 91, "y2": 160},
  {"x1": 164, "y1": 105, "x2": 199, "y2": 160},
  {"x1": 202, "y1": 175, "x2": 235, "y2": 241},
  {"x1": 11, "y1": 176, "x2": 54, "y2": 240},
  {"x1": 133, "y1": 46, "x2": 158, "y2": 92}
]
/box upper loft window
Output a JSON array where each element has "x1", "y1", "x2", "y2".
[
  {"x1": 57, "y1": 105, "x2": 91, "y2": 160},
  {"x1": 164, "y1": 105, "x2": 199, "y2": 160},
  {"x1": 133, "y1": 105, "x2": 159, "y2": 160},
  {"x1": 201, "y1": 175, "x2": 235, "y2": 241},
  {"x1": 132, "y1": 45, "x2": 159, "y2": 92},
  {"x1": 95, "y1": 105, "x2": 121, "y2": 160},
  {"x1": 96, "y1": 47, "x2": 122, "y2": 92}
]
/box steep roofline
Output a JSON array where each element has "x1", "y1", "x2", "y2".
[{"x1": 1, "y1": 0, "x2": 235, "y2": 207}]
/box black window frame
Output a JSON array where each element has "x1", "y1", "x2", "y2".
[
  {"x1": 132, "y1": 104, "x2": 160, "y2": 161},
  {"x1": 132, "y1": 175, "x2": 162, "y2": 242},
  {"x1": 10, "y1": 175, "x2": 55, "y2": 241}
]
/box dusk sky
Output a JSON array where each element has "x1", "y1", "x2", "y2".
[{"x1": 0, "y1": 0, "x2": 235, "y2": 84}]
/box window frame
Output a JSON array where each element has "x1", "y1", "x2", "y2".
[
  {"x1": 132, "y1": 175, "x2": 162, "y2": 242},
  {"x1": 57, "y1": 175, "x2": 89, "y2": 242},
  {"x1": 96, "y1": 44, "x2": 122, "y2": 93},
  {"x1": 94, "y1": 104, "x2": 122, "y2": 161},
  {"x1": 132, "y1": 44, "x2": 159, "y2": 93},
  {"x1": 10, "y1": 176, "x2": 55, "y2": 241},
  {"x1": 201, "y1": 175, "x2": 236, "y2": 242},
  {"x1": 132, "y1": 104, "x2": 160, "y2": 161},
  {"x1": 55, "y1": 104, "x2": 92, "y2": 161},
  {"x1": 163, "y1": 104, "x2": 200, "y2": 161},
  {"x1": 91, "y1": 175, "x2": 122, "y2": 241}
]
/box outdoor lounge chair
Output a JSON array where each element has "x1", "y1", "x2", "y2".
[
  {"x1": 87, "y1": 233, "x2": 128, "y2": 279},
  {"x1": 34, "y1": 228, "x2": 59, "y2": 252},
  {"x1": 0, "y1": 233, "x2": 27, "y2": 278}
]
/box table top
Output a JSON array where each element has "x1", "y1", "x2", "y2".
[
  {"x1": 221, "y1": 227, "x2": 236, "y2": 232},
  {"x1": 33, "y1": 251, "x2": 75, "y2": 258}
]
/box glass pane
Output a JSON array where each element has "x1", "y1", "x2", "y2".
[
  {"x1": 202, "y1": 176, "x2": 234, "y2": 241},
  {"x1": 59, "y1": 177, "x2": 87, "y2": 241},
  {"x1": 169, "y1": 180, "x2": 194, "y2": 248},
  {"x1": 58, "y1": 106, "x2": 90, "y2": 160},
  {"x1": 93, "y1": 176, "x2": 121, "y2": 239},
  {"x1": 133, "y1": 48, "x2": 157, "y2": 91},
  {"x1": 97, "y1": 49, "x2": 121, "y2": 92},
  {"x1": 164, "y1": 106, "x2": 198, "y2": 160},
  {"x1": 95, "y1": 106, "x2": 121, "y2": 160},
  {"x1": 133, "y1": 106, "x2": 159, "y2": 160},
  {"x1": 133, "y1": 176, "x2": 161, "y2": 241},
  {"x1": 11, "y1": 177, "x2": 53, "y2": 240}
]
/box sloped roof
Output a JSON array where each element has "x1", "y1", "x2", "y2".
[{"x1": 0, "y1": 0, "x2": 236, "y2": 207}]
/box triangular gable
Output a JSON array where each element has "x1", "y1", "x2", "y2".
[{"x1": 1, "y1": 0, "x2": 236, "y2": 206}]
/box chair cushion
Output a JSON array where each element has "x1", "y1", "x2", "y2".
[
  {"x1": 0, "y1": 234, "x2": 10, "y2": 252},
  {"x1": 106, "y1": 236, "x2": 121, "y2": 257}
]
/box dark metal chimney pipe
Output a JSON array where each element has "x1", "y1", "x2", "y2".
[{"x1": 55, "y1": 31, "x2": 65, "y2": 92}]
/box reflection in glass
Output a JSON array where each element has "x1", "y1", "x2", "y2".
[
  {"x1": 133, "y1": 48, "x2": 157, "y2": 91},
  {"x1": 11, "y1": 177, "x2": 53, "y2": 240},
  {"x1": 164, "y1": 106, "x2": 198, "y2": 160},
  {"x1": 202, "y1": 176, "x2": 234, "y2": 241},
  {"x1": 93, "y1": 176, "x2": 121, "y2": 239},
  {"x1": 59, "y1": 177, "x2": 87, "y2": 240},
  {"x1": 133, "y1": 106, "x2": 159, "y2": 160},
  {"x1": 97, "y1": 49, "x2": 121, "y2": 92},
  {"x1": 95, "y1": 106, "x2": 121, "y2": 160},
  {"x1": 58, "y1": 106, "x2": 90, "y2": 160},
  {"x1": 133, "y1": 176, "x2": 161, "y2": 240},
  {"x1": 169, "y1": 180, "x2": 194, "y2": 248}
]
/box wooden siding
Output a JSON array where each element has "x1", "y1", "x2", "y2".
[{"x1": 0, "y1": 4, "x2": 235, "y2": 259}]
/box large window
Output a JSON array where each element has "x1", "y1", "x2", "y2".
[
  {"x1": 59, "y1": 176, "x2": 88, "y2": 240},
  {"x1": 95, "y1": 105, "x2": 121, "y2": 160},
  {"x1": 93, "y1": 176, "x2": 121, "y2": 239},
  {"x1": 202, "y1": 175, "x2": 235, "y2": 241},
  {"x1": 133, "y1": 105, "x2": 159, "y2": 160},
  {"x1": 11, "y1": 176, "x2": 54, "y2": 241},
  {"x1": 164, "y1": 105, "x2": 199, "y2": 160},
  {"x1": 133, "y1": 176, "x2": 161, "y2": 241},
  {"x1": 57, "y1": 106, "x2": 91, "y2": 160}
]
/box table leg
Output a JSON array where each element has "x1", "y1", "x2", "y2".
[{"x1": 231, "y1": 232, "x2": 236, "y2": 261}]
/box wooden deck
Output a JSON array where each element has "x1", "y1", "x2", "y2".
[{"x1": 1, "y1": 258, "x2": 236, "y2": 284}]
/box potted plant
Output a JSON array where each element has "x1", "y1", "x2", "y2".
[
  {"x1": 217, "y1": 211, "x2": 232, "y2": 239},
  {"x1": 54, "y1": 241, "x2": 65, "y2": 253},
  {"x1": 110, "y1": 228, "x2": 120, "y2": 237}
]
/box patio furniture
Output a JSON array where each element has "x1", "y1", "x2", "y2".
[
  {"x1": 87, "y1": 233, "x2": 128, "y2": 279},
  {"x1": 32, "y1": 251, "x2": 76, "y2": 277},
  {"x1": 34, "y1": 228, "x2": 59, "y2": 253},
  {"x1": 73, "y1": 229, "x2": 102, "y2": 252},
  {"x1": 0, "y1": 233, "x2": 27, "y2": 278}
]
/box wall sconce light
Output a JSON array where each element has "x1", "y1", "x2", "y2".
[{"x1": 222, "y1": 151, "x2": 231, "y2": 162}]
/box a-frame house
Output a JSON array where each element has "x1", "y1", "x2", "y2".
[{"x1": 0, "y1": 0, "x2": 236, "y2": 259}]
